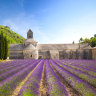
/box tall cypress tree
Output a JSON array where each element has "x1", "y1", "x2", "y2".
[
  {"x1": 0, "y1": 32, "x2": 1, "y2": 59},
  {"x1": 3, "y1": 36, "x2": 5, "y2": 59},
  {"x1": 4, "y1": 37, "x2": 9, "y2": 60},
  {"x1": 3, "y1": 37, "x2": 6, "y2": 60},
  {"x1": 0, "y1": 32, "x2": 9, "y2": 60},
  {"x1": 1, "y1": 32, "x2": 4, "y2": 60}
]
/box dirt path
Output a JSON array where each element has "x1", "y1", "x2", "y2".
[
  {"x1": 39, "y1": 62, "x2": 48, "y2": 96},
  {"x1": 50, "y1": 62, "x2": 81, "y2": 96},
  {"x1": 10, "y1": 60, "x2": 42, "y2": 96}
]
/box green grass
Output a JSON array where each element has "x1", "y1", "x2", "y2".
[
  {"x1": 23, "y1": 90, "x2": 35, "y2": 96},
  {"x1": 75, "y1": 82, "x2": 95, "y2": 96}
]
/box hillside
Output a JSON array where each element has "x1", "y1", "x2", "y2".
[{"x1": 0, "y1": 25, "x2": 25, "y2": 44}]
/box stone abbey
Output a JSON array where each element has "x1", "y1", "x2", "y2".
[{"x1": 9, "y1": 29, "x2": 96, "y2": 59}]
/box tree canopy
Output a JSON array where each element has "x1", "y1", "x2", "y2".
[
  {"x1": 0, "y1": 32, "x2": 9, "y2": 60},
  {"x1": 0, "y1": 25, "x2": 25, "y2": 44},
  {"x1": 79, "y1": 34, "x2": 96, "y2": 47}
]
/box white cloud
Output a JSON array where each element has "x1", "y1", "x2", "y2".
[
  {"x1": 2, "y1": 11, "x2": 96, "y2": 44},
  {"x1": 3, "y1": 13, "x2": 50, "y2": 44}
]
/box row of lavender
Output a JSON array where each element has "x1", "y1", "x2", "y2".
[
  {"x1": 60, "y1": 59, "x2": 96, "y2": 71},
  {"x1": 18, "y1": 60, "x2": 96, "y2": 96},
  {"x1": 13, "y1": 60, "x2": 96, "y2": 96},
  {"x1": 60, "y1": 60, "x2": 96, "y2": 77},
  {"x1": 54, "y1": 60, "x2": 96, "y2": 87},
  {"x1": 0, "y1": 59, "x2": 41, "y2": 96},
  {"x1": 51, "y1": 59, "x2": 96, "y2": 96},
  {"x1": 0, "y1": 60, "x2": 69, "y2": 96},
  {"x1": 0, "y1": 59, "x2": 96, "y2": 96},
  {"x1": 17, "y1": 60, "x2": 68, "y2": 96}
]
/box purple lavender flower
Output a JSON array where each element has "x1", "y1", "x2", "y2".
[
  {"x1": 0, "y1": 59, "x2": 40, "y2": 96},
  {"x1": 45, "y1": 60, "x2": 68, "y2": 96},
  {"x1": 18, "y1": 60, "x2": 44, "y2": 96},
  {"x1": 50, "y1": 60, "x2": 96, "y2": 96}
]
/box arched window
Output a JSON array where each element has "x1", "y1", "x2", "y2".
[{"x1": 28, "y1": 36, "x2": 32, "y2": 38}]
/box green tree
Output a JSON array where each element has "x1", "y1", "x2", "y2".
[
  {"x1": 0, "y1": 32, "x2": 9, "y2": 60},
  {"x1": 72, "y1": 41, "x2": 75, "y2": 44},
  {"x1": 90, "y1": 37, "x2": 96, "y2": 47},
  {"x1": 79, "y1": 34, "x2": 96, "y2": 47},
  {"x1": 83, "y1": 38, "x2": 90, "y2": 45},
  {"x1": 0, "y1": 32, "x2": 1, "y2": 59},
  {"x1": 0, "y1": 25, "x2": 25, "y2": 44},
  {"x1": 4, "y1": 37, "x2": 9, "y2": 59},
  {"x1": 94, "y1": 34, "x2": 96, "y2": 37},
  {"x1": 0, "y1": 32, "x2": 4, "y2": 59},
  {"x1": 79, "y1": 37, "x2": 83, "y2": 43}
]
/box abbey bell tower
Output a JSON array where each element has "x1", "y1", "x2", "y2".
[{"x1": 27, "y1": 29, "x2": 33, "y2": 39}]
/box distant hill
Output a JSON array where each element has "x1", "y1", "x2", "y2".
[{"x1": 0, "y1": 25, "x2": 25, "y2": 44}]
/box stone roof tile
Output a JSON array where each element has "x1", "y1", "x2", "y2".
[
  {"x1": 24, "y1": 44, "x2": 37, "y2": 50},
  {"x1": 24, "y1": 38, "x2": 37, "y2": 43},
  {"x1": 9, "y1": 44, "x2": 23, "y2": 50},
  {"x1": 38, "y1": 43, "x2": 91, "y2": 50}
]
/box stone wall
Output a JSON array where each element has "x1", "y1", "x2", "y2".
[
  {"x1": 59, "y1": 49, "x2": 92, "y2": 60},
  {"x1": 38, "y1": 50, "x2": 50, "y2": 59},
  {"x1": 92, "y1": 48, "x2": 96, "y2": 60},
  {"x1": 9, "y1": 43, "x2": 93, "y2": 60},
  {"x1": 9, "y1": 49, "x2": 92, "y2": 60},
  {"x1": 49, "y1": 50, "x2": 59, "y2": 59},
  {"x1": 83, "y1": 49, "x2": 92, "y2": 59},
  {"x1": 9, "y1": 51, "x2": 24, "y2": 59},
  {"x1": 23, "y1": 50, "x2": 38, "y2": 59}
]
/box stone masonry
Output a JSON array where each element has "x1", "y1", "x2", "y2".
[{"x1": 9, "y1": 29, "x2": 95, "y2": 60}]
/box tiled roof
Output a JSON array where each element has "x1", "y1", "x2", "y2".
[
  {"x1": 24, "y1": 44, "x2": 37, "y2": 50},
  {"x1": 9, "y1": 43, "x2": 91, "y2": 51},
  {"x1": 9, "y1": 44, "x2": 23, "y2": 50},
  {"x1": 24, "y1": 38, "x2": 37, "y2": 43},
  {"x1": 38, "y1": 43, "x2": 91, "y2": 50}
]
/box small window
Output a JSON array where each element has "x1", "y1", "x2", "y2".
[{"x1": 28, "y1": 36, "x2": 32, "y2": 38}]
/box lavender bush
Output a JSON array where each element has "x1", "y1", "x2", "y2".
[
  {"x1": 45, "y1": 60, "x2": 68, "y2": 96},
  {"x1": 50, "y1": 60, "x2": 96, "y2": 96}
]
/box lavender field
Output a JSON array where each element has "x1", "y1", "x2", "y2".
[{"x1": 0, "y1": 59, "x2": 96, "y2": 96}]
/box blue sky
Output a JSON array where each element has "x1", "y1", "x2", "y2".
[{"x1": 0, "y1": 0, "x2": 96, "y2": 44}]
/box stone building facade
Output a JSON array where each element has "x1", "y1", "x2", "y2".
[{"x1": 9, "y1": 29, "x2": 94, "y2": 59}]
